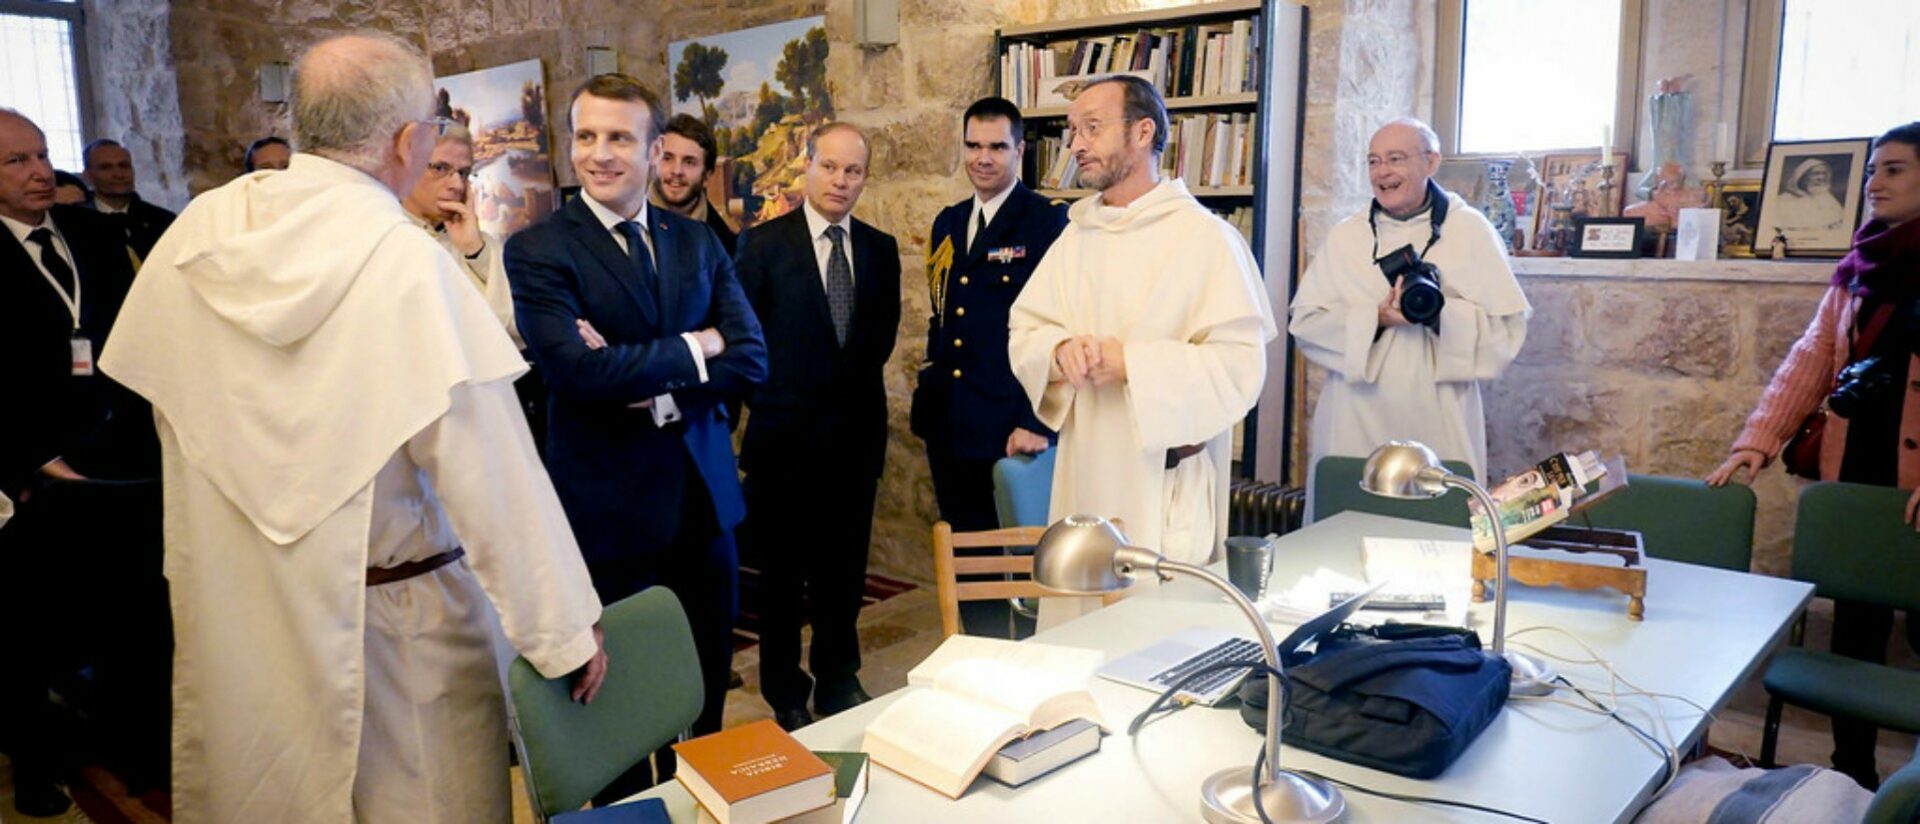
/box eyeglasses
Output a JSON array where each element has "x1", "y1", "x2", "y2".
[
  {"x1": 1367, "y1": 151, "x2": 1433, "y2": 170},
  {"x1": 427, "y1": 161, "x2": 474, "y2": 178}
]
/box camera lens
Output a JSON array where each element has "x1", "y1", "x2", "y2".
[{"x1": 1400, "y1": 272, "x2": 1445, "y2": 325}]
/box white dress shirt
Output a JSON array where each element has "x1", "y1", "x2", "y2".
[
  {"x1": 2, "y1": 211, "x2": 81, "y2": 327},
  {"x1": 801, "y1": 199, "x2": 857, "y2": 290},
  {"x1": 967, "y1": 183, "x2": 1015, "y2": 252},
  {"x1": 579, "y1": 193, "x2": 708, "y2": 425}
]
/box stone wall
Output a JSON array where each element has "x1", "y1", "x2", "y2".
[
  {"x1": 1490, "y1": 260, "x2": 1833, "y2": 576},
  {"x1": 84, "y1": 0, "x2": 190, "y2": 210}
]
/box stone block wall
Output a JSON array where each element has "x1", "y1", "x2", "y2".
[
  {"x1": 1489, "y1": 262, "x2": 1831, "y2": 576},
  {"x1": 84, "y1": 0, "x2": 190, "y2": 210}
]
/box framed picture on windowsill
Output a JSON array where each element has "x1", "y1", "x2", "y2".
[
  {"x1": 1718, "y1": 180, "x2": 1762, "y2": 258},
  {"x1": 1571, "y1": 217, "x2": 1644, "y2": 258},
  {"x1": 1531, "y1": 150, "x2": 1630, "y2": 250},
  {"x1": 1755, "y1": 138, "x2": 1871, "y2": 258}
]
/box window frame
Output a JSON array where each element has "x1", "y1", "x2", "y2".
[
  {"x1": 0, "y1": 0, "x2": 95, "y2": 164},
  {"x1": 1433, "y1": 0, "x2": 1645, "y2": 158}
]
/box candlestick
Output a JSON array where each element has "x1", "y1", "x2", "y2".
[{"x1": 1597, "y1": 163, "x2": 1617, "y2": 218}]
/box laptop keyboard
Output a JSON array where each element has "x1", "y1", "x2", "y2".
[{"x1": 1149, "y1": 637, "x2": 1263, "y2": 699}]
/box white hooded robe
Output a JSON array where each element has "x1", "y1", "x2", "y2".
[
  {"x1": 100, "y1": 154, "x2": 601, "y2": 823},
  {"x1": 1289, "y1": 191, "x2": 1530, "y2": 493},
  {"x1": 1009, "y1": 178, "x2": 1277, "y2": 582}
]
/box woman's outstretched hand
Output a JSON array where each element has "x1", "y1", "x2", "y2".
[{"x1": 1706, "y1": 449, "x2": 1766, "y2": 487}]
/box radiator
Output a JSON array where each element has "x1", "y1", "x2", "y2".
[{"x1": 1228, "y1": 480, "x2": 1305, "y2": 538}]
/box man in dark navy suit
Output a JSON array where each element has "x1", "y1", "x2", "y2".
[
  {"x1": 504, "y1": 75, "x2": 765, "y2": 793},
  {"x1": 911, "y1": 97, "x2": 1069, "y2": 534},
  {"x1": 1, "y1": 109, "x2": 164, "y2": 815},
  {"x1": 735, "y1": 122, "x2": 900, "y2": 731}
]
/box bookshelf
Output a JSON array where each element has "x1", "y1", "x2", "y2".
[{"x1": 992, "y1": 0, "x2": 1307, "y2": 483}]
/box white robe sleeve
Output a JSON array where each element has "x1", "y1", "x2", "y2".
[
  {"x1": 405, "y1": 379, "x2": 601, "y2": 679},
  {"x1": 1289, "y1": 232, "x2": 1388, "y2": 381},
  {"x1": 1009, "y1": 238, "x2": 1079, "y2": 430},
  {"x1": 1432, "y1": 217, "x2": 1529, "y2": 383},
  {"x1": 1125, "y1": 233, "x2": 1275, "y2": 450},
  {"x1": 459, "y1": 231, "x2": 523, "y2": 349}
]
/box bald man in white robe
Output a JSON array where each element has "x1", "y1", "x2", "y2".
[{"x1": 100, "y1": 35, "x2": 606, "y2": 824}]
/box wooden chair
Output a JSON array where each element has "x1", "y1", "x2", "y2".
[{"x1": 931, "y1": 522, "x2": 1120, "y2": 639}]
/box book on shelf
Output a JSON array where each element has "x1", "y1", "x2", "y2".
[
  {"x1": 982, "y1": 717, "x2": 1103, "y2": 787},
  {"x1": 697, "y1": 751, "x2": 867, "y2": 824},
  {"x1": 860, "y1": 634, "x2": 1107, "y2": 799},
  {"x1": 1466, "y1": 450, "x2": 1626, "y2": 551},
  {"x1": 672, "y1": 719, "x2": 835, "y2": 824},
  {"x1": 999, "y1": 16, "x2": 1262, "y2": 108},
  {"x1": 551, "y1": 798, "x2": 669, "y2": 823}
]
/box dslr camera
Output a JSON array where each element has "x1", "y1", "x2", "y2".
[
  {"x1": 1829, "y1": 356, "x2": 1900, "y2": 419},
  {"x1": 1376, "y1": 244, "x2": 1445, "y2": 327}
]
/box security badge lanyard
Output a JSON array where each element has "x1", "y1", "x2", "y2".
[{"x1": 35, "y1": 247, "x2": 91, "y2": 376}]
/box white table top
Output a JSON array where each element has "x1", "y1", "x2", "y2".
[{"x1": 628, "y1": 511, "x2": 1813, "y2": 823}]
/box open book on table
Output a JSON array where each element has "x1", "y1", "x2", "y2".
[
  {"x1": 1466, "y1": 451, "x2": 1628, "y2": 552},
  {"x1": 860, "y1": 635, "x2": 1107, "y2": 798}
]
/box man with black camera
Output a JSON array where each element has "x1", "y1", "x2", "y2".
[{"x1": 1289, "y1": 118, "x2": 1530, "y2": 495}]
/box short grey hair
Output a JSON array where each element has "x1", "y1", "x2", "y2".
[
  {"x1": 291, "y1": 33, "x2": 434, "y2": 174},
  {"x1": 437, "y1": 123, "x2": 473, "y2": 148},
  {"x1": 1381, "y1": 117, "x2": 1442, "y2": 155},
  {"x1": 0, "y1": 107, "x2": 39, "y2": 134}
]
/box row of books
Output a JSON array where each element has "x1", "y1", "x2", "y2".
[
  {"x1": 999, "y1": 18, "x2": 1262, "y2": 109},
  {"x1": 1029, "y1": 112, "x2": 1256, "y2": 190}
]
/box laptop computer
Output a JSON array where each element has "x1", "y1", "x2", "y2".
[{"x1": 1096, "y1": 581, "x2": 1385, "y2": 705}]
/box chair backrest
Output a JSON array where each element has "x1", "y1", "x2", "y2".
[
  {"x1": 931, "y1": 521, "x2": 1119, "y2": 639},
  {"x1": 508, "y1": 588, "x2": 704, "y2": 819},
  {"x1": 1792, "y1": 482, "x2": 1920, "y2": 612},
  {"x1": 1864, "y1": 742, "x2": 1920, "y2": 824},
  {"x1": 1311, "y1": 455, "x2": 1475, "y2": 526},
  {"x1": 1573, "y1": 473, "x2": 1756, "y2": 572},
  {"x1": 993, "y1": 450, "x2": 1056, "y2": 528}
]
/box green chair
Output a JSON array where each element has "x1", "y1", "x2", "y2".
[
  {"x1": 1571, "y1": 473, "x2": 1756, "y2": 571},
  {"x1": 993, "y1": 449, "x2": 1056, "y2": 528},
  {"x1": 1760, "y1": 482, "x2": 1920, "y2": 769},
  {"x1": 508, "y1": 588, "x2": 704, "y2": 820},
  {"x1": 1310, "y1": 454, "x2": 1474, "y2": 526},
  {"x1": 1866, "y1": 742, "x2": 1920, "y2": 824}
]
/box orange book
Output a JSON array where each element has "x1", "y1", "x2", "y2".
[{"x1": 671, "y1": 719, "x2": 834, "y2": 824}]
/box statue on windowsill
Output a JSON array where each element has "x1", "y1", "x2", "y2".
[{"x1": 1623, "y1": 161, "x2": 1706, "y2": 231}]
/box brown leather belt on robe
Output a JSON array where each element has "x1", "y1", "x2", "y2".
[
  {"x1": 1165, "y1": 444, "x2": 1206, "y2": 469},
  {"x1": 366, "y1": 547, "x2": 466, "y2": 587}
]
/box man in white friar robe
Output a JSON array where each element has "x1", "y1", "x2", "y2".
[
  {"x1": 1009, "y1": 76, "x2": 1275, "y2": 617},
  {"x1": 98, "y1": 34, "x2": 608, "y2": 824},
  {"x1": 1290, "y1": 118, "x2": 1529, "y2": 501}
]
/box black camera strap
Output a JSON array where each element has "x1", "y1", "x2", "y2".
[{"x1": 1368, "y1": 178, "x2": 1449, "y2": 264}]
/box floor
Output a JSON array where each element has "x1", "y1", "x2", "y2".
[{"x1": 5, "y1": 589, "x2": 1912, "y2": 823}]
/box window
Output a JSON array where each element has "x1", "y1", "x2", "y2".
[
  {"x1": 0, "y1": 0, "x2": 90, "y2": 173},
  {"x1": 1771, "y1": 0, "x2": 1920, "y2": 142},
  {"x1": 1436, "y1": 0, "x2": 1643, "y2": 156}
]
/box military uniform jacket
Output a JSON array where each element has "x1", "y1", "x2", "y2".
[{"x1": 910, "y1": 183, "x2": 1069, "y2": 460}]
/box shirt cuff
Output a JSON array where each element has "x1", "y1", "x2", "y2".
[
  {"x1": 651, "y1": 393, "x2": 683, "y2": 427},
  {"x1": 679, "y1": 332, "x2": 710, "y2": 383}
]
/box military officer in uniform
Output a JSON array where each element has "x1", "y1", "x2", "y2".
[{"x1": 911, "y1": 98, "x2": 1069, "y2": 634}]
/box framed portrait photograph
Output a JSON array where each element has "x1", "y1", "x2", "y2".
[
  {"x1": 1755, "y1": 138, "x2": 1871, "y2": 257},
  {"x1": 1718, "y1": 180, "x2": 1762, "y2": 258},
  {"x1": 1531, "y1": 151, "x2": 1630, "y2": 248},
  {"x1": 1571, "y1": 217, "x2": 1645, "y2": 258}
]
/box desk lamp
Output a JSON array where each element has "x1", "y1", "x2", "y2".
[
  {"x1": 1031, "y1": 515, "x2": 1345, "y2": 824},
  {"x1": 1358, "y1": 440, "x2": 1556, "y2": 695}
]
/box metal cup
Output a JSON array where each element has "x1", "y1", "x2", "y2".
[{"x1": 1224, "y1": 535, "x2": 1275, "y2": 601}]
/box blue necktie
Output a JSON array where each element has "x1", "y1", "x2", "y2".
[
  {"x1": 824, "y1": 225, "x2": 854, "y2": 346},
  {"x1": 614, "y1": 220, "x2": 658, "y2": 301}
]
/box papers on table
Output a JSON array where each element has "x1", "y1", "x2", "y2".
[
  {"x1": 1360, "y1": 536, "x2": 1475, "y2": 628},
  {"x1": 1257, "y1": 537, "x2": 1477, "y2": 630}
]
